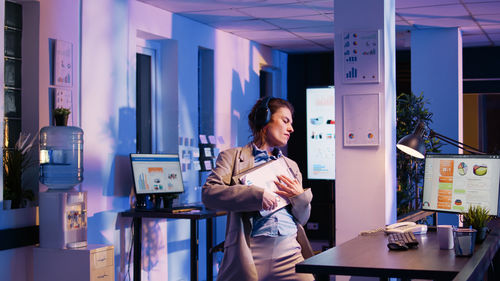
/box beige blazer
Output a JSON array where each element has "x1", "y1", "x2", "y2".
[{"x1": 202, "y1": 143, "x2": 314, "y2": 281}]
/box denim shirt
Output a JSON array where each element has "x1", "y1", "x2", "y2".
[{"x1": 250, "y1": 144, "x2": 297, "y2": 237}]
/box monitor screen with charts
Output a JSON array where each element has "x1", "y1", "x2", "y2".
[
  {"x1": 422, "y1": 154, "x2": 500, "y2": 216},
  {"x1": 130, "y1": 153, "x2": 184, "y2": 195}
]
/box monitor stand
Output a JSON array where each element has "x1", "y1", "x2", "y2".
[{"x1": 154, "y1": 194, "x2": 174, "y2": 210}]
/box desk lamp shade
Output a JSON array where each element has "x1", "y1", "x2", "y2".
[{"x1": 397, "y1": 122, "x2": 426, "y2": 159}]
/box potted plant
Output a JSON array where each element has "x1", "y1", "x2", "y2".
[
  {"x1": 396, "y1": 92, "x2": 442, "y2": 216},
  {"x1": 53, "y1": 107, "x2": 71, "y2": 126},
  {"x1": 3, "y1": 132, "x2": 36, "y2": 209},
  {"x1": 462, "y1": 205, "x2": 492, "y2": 243}
]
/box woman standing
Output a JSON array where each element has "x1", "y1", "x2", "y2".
[{"x1": 203, "y1": 97, "x2": 314, "y2": 281}]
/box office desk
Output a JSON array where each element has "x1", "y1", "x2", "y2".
[
  {"x1": 296, "y1": 227, "x2": 500, "y2": 281},
  {"x1": 121, "y1": 208, "x2": 226, "y2": 281}
]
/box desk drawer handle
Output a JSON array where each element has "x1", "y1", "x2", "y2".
[{"x1": 97, "y1": 274, "x2": 108, "y2": 279}]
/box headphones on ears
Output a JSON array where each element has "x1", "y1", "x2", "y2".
[{"x1": 254, "y1": 96, "x2": 272, "y2": 128}]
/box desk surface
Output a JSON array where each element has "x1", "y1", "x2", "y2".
[
  {"x1": 297, "y1": 230, "x2": 471, "y2": 280},
  {"x1": 121, "y1": 208, "x2": 227, "y2": 219}
]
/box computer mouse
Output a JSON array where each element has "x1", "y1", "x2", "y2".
[{"x1": 387, "y1": 241, "x2": 409, "y2": 251}]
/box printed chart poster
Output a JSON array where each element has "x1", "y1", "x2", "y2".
[
  {"x1": 342, "y1": 30, "x2": 380, "y2": 84},
  {"x1": 306, "y1": 87, "x2": 335, "y2": 180},
  {"x1": 54, "y1": 40, "x2": 73, "y2": 87}
]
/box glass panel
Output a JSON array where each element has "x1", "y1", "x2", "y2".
[
  {"x1": 5, "y1": 29, "x2": 22, "y2": 58},
  {"x1": 4, "y1": 58, "x2": 22, "y2": 88},
  {"x1": 4, "y1": 89, "x2": 21, "y2": 118},
  {"x1": 5, "y1": 1, "x2": 23, "y2": 30},
  {"x1": 3, "y1": 118, "x2": 22, "y2": 149}
]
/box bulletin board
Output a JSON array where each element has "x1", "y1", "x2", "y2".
[{"x1": 343, "y1": 93, "x2": 380, "y2": 146}]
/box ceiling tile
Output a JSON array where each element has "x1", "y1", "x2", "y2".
[
  {"x1": 463, "y1": 0, "x2": 500, "y2": 3},
  {"x1": 309, "y1": 37, "x2": 334, "y2": 46},
  {"x1": 460, "y1": 25, "x2": 483, "y2": 35},
  {"x1": 405, "y1": 16, "x2": 477, "y2": 28},
  {"x1": 266, "y1": 14, "x2": 333, "y2": 29},
  {"x1": 462, "y1": 33, "x2": 490, "y2": 46},
  {"x1": 396, "y1": 0, "x2": 460, "y2": 9},
  {"x1": 302, "y1": 0, "x2": 334, "y2": 14},
  {"x1": 139, "y1": 0, "x2": 500, "y2": 52},
  {"x1": 289, "y1": 24, "x2": 334, "y2": 38},
  {"x1": 475, "y1": 14, "x2": 500, "y2": 25},
  {"x1": 262, "y1": 39, "x2": 331, "y2": 52},
  {"x1": 179, "y1": 9, "x2": 252, "y2": 23},
  {"x1": 211, "y1": 19, "x2": 278, "y2": 32},
  {"x1": 137, "y1": 0, "x2": 259, "y2": 13},
  {"x1": 397, "y1": 4, "x2": 469, "y2": 17},
  {"x1": 236, "y1": 3, "x2": 321, "y2": 18},
  {"x1": 487, "y1": 32, "x2": 500, "y2": 41},
  {"x1": 466, "y1": 2, "x2": 500, "y2": 15},
  {"x1": 232, "y1": 29, "x2": 299, "y2": 40},
  {"x1": 482, "y1": 24, "x2": 500, "y2": 33}
]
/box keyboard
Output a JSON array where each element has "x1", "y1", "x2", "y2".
[{"x1": 387, "y1": 232, "x2": 419, "y2": 250}]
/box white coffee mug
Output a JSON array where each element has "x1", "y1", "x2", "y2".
[{"x1": 437, "y1": 225, "x2": 454, "y2": 250}]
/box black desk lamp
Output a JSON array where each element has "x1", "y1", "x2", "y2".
[{"x1": 396, "y1": 121, "x2": 486, "y2": 158}]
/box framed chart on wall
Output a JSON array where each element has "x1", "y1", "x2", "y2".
[
  {"x1": 342, "y1": 30, "x2": 380, "y2": 84},
  {"x1": 54, "y1": 39, "x2": 73, "y2": 87}
]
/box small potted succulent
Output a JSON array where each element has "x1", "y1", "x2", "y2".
[
  {"x1": 462, "y1": 205, "x2": 492, "y2": 243},
  {"x1": 53, "y1": 107, "x2": 71, "y2": 126}
]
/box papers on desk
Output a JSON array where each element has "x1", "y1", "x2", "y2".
[{"x1": 233, "y1": 157, "x2": 296, "y2": 216}]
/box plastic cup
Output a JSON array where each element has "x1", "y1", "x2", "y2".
[{"x1": 437, "y1": 225, "x2": 454, "y2": 249}]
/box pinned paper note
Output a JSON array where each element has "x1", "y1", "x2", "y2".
[
  {"x1": 204, "y1": 160, "x2": 212, "y2": 170},
  {"x1": 204, "y1": 147, "x2": 212, "y2": 157},
  {"x1": 199, "y1": 135, "x2": 208, "y2": 144},
  {"x1": 193, "y1": 161, "x2": 201, "y2": 171}
]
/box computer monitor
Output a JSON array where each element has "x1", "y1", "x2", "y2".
[
  {"x1": 422, "y1": 154, "x2": 500, "y2": 216},
  {"x1": 130, "y1": 153, "x2": 184, "y2": 196}
]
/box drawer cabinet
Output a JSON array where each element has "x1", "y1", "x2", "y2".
[{"x1": 34, "y1": 244, "x2": 114, "y2": 281}]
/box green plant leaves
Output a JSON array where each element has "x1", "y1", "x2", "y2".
[{"x1": 397, "y1": 92, "x2": 442, "y2": 216}]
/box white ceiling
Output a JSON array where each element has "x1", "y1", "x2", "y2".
[{"x1": 138, "y1": 0, "x2": 500, "y2": 53}]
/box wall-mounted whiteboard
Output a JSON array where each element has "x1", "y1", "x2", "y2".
[{"x1": 306, "y1": 87, "x2": 335, "y2": 180}]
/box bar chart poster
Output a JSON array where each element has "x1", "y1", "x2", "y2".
[
  {"x1": 342, "y1": 30, "x2": 380, "y2": 84},
  {"x1": 306, "y1": 87, "x2": 335, "y2": 180}
]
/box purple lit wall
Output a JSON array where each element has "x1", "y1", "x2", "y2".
[{"x1": 79, "y1": 0, "x2": 285, "y2": 280}]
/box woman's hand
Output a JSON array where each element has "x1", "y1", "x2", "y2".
[
  {"x1": 274, "y1": 175, "x2": 304, "y2": 198},
  {"x1": 262, "y1": 189, "x2": 278, "y2": 211}
]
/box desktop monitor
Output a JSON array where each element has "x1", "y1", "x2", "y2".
[
  {"x1": 422, "y1": 154, "x2": 500, "y2": 216},
  {"x1": 130, "y1": 153, "x2": 185, "y2": 196}
]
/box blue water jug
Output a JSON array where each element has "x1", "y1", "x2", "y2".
[{"x1": 39, "y1": 126, "x2": 83, "y2": 189}]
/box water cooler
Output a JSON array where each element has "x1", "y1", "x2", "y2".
[{"x1": 38, "y1": 125, "x2": 87, "y2": 249}]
